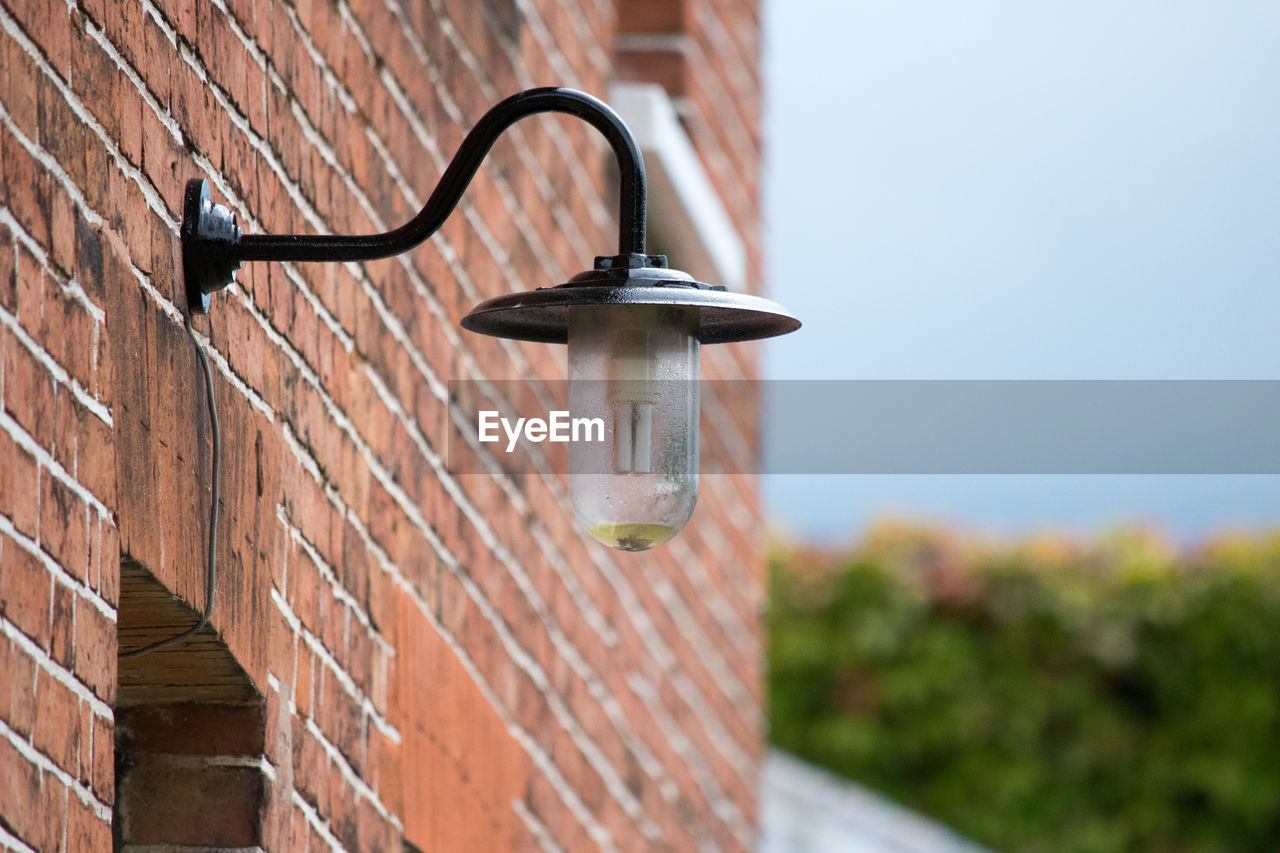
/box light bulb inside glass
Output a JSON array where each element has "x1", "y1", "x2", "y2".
[{"x1": 568, "y1": 304, "x2": 699, "y2": 551}]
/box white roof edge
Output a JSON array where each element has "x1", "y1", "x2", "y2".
[
  {"x1": 761, "y1": 750, "x2": 994, "y2": 853},
  {"x1": 610, "y1": 82, "x2": 748, "y2": 290}
]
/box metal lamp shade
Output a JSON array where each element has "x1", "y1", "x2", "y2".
[{"x1": 461, "y1": 262, "x2": 801, "y2": 345}]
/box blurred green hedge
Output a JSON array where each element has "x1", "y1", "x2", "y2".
[{"x1": 768, "y1": 525, "x2": 1280, "y2": 852}]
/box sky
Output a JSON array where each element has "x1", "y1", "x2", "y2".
[{"x1": 759, "y1": 0, "x2": 1280, "y2": 542}]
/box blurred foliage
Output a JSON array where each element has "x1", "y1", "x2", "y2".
[{"x1": 768, "y1": 523, "x2": 1280, "y2": 852}]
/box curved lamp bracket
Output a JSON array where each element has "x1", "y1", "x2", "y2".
[
  {"x1": 180, "y1": 85, "x2": 799, "y2": 345},
  {"x1": 182, "y1": 87, "x2": 647, "y2": 314}
]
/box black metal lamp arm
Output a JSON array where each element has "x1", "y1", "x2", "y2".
[{"x1": 183, "y1": 87, "x2": 647, "y2": 312}]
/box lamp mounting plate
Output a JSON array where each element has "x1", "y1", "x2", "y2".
[{"x1": 181, "y1": 179, "x2": 242, "y2": 314}]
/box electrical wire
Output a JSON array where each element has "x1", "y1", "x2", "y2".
[{"x1": 119, "y1": 313, "x2": 220, "y2": 659}]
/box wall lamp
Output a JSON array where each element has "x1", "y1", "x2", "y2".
[{"x1": 182, "y1": 87, "x2": 799, "y2": 552}]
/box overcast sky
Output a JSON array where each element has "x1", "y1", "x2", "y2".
[{"x1": 760, "y1": 0, "x2": 1280, "y2": 542}]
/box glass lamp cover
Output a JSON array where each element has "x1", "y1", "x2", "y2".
[{"x1": 567, "y1": 304, "x2": 700, "y2": 551}]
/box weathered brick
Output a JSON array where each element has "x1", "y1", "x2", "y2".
[
  {"x1": 72, "y1": 595, "x2": 115, "y2": 705},
  {"x1": 50, "y1": 185, "x2": 77, "y2": 277},
  {"x1": 35, "y1": 770, "x2": 69, "y2": 852},
  {"x1": 0, "y1": 734, "x2": 44, "y2": 845},
  {"x1": 33, "y1": 666, "x2": 80, "y2": 773},
  {"x1": 2, "y1": 36, "x2": 40, "y2": 145},
  {"x1": 65, "y1": 792, "x2": 111, "y2": 852},
  {"x1": 0, "y1": 430, "x2": 40, "y2": 537},
  {"x1": 0, "y1": 233, "x2": 14, "y2": 315},
  {"x1": 74, "y1": 215, "x2": 106, "y2": 303},
  {"x1": 0, "y1": 539, "x2": 51, "y2": 649},
  {"x1": 76, "y1": 411, "x2": 115, "y2": 507},
  {"x1": 39, "y1": 471, "x2": 89, "y2": 582},
  {"x1": 90, "y1": 711, "x2": 114, "y2": 804},
  {"x1": 50, "y1": 387, "x2": 79, "y2": 484},
  {"x1": 2, "y1": 343, "x2": 56, "y2": 473},
  {"x1": 50, "y1": 579, "x2": 76, "y2": 670},
  {"x1": 121, "y1": 762, "x2": 265, "y2": 847},
  {"x1": 13, "y1": 247, "x2": 45, "y2": 345},
  {"x1": 0, "y1": 635, "x2": 39, "y2": 738},
  {"x1": 96, "y1": 517, "x2": 120, "y2": 606},
  {"x1": 124, "y1": 703, "x2": 266, "y2": 756},
  {"x1": 295, "y1": 644, "x2": 314, "y2": 718}
]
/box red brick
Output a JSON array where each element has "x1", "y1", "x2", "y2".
[
  {"x1": 0, "y1": 635, "x2": 39, "y2": 738},
  {"x1": 95, "y1": 518, "x2": 120, "y2": 607},
  {"x1": 50, "y1": 385, "x2": 79, "y2": 481},
  {"x1": 123, "y1": 703, "x2": 266, "y2": 756},
  {"x1": 0, "y1": 735, "x2": 44, "y2": 845},
  {"x1": 121, "y1": 762, "x2": 265, "y2": 847},
  {"x1": 290, "y1": 718, "x2": 324, "y2": 807},
  {"x1": 73, "y1": 215, "x2": 106, "y2": 303},
  {"x1": 66, "y1": 792, "x2": 110, "y2": 853},
  {"x1": 142, "y1": 14, "x2": 174, "y2": 106},
  {"x1": 14, "y1": 247, "x2": 45, "y2": 341},
  {"x1": 81, "y1": 137, "x2": 113, "y2": 218},
  {"x1": 0, "y1": 431, "x2": 40, "y2": 537},
  {"x1": 76, "y1": 699, "x2": 94, "y2": 786},
  {"x1": 2, "y1": 38, "x2": 39, "y2": 144},
  {"x1": 33, "y1": 666, "x2": 80, "y2": 773},
  {"x1": 50, "y1": 185, "x2": 77, "y2": 276},
  {"x1": 0, "y1": 539, "x2": 51, "y2": 649},
  {"x1": 0, "y1": 233, "x2": 13, "y2": 314},
  {"x1": 77, "y1": 411, "x2": 115, "y2": 506},
  {"x1": 90, "y1": 712, "x2": 114, "y2": 804},
  {"x1": 73, "y1": 595, "x2": 115, "y2": 704},
  {"x1": 50, "y1": 579, "x2": 76, "y2": 669},
  {"x1": 40, "y1": 472, "x2": 89, "y2": 582},
  {"x1": 295, "y1": 645, "x2": 314, "y2": 718},
  {"x1": 118, "y1": 78, "x2": 145, "y2": 168},
  {"x1": 36, "y1": 770, "x2": 69, "y2": 852},
  {"x1": 2, "y1": 338, "x2": 56, "y2": 468},
  {"x1": 124, "y1": 181, "x2": 153, "y2": 274}
]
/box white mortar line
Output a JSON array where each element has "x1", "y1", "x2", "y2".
[
  {"x1": 205, "y1": 754, "x2": 279, "y2": 783},
  {"x1": 0, "y1": 824, "x2": 38, "y2": 853}
]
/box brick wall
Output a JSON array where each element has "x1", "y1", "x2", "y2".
[{"x1": 0, "y1": 0, "x2": 767, "y2": 849}]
